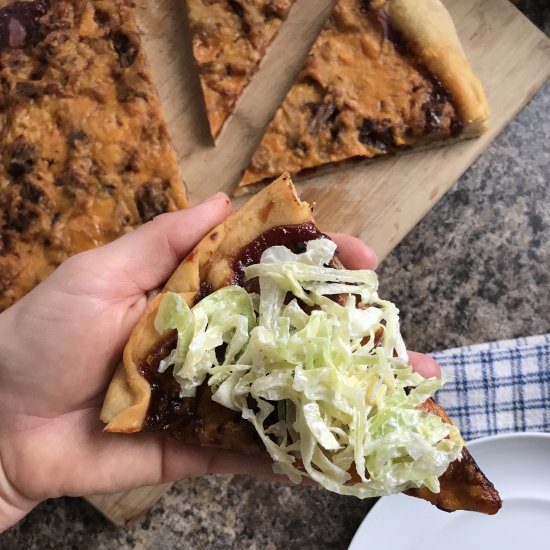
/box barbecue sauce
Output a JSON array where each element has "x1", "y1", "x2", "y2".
[{"x1": 140, "y1": 222, "x2": 325, "y2": 447}]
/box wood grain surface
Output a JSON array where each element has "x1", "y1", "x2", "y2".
[{"x1": 86, "y1": 0, "x2": 550, "y2": 525}]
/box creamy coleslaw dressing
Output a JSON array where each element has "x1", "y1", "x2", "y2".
[{"x1": 154, "y1": 239, "x2": 464, "y2": 498}]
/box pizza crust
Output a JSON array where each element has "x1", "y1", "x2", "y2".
[
  {"x1": 101, "y1": 173, "x2": 314, "y2": 430},
  {"x1": 382, "y1": 0, "x2": 489, "y2": 135},
  {"x1": 236, "y1": 0, "x2": 489, "y2": 192}
]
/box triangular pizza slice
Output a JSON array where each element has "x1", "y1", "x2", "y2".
[
  {"x1": 185, "y1": 0, "x2": 297, "y2": 140},
  {"x1": 101, "y1": 174, "x2": 500, "y2": 514},
  {"x1": 236, "y1": 0, "x2": 488, "y2": 192}
]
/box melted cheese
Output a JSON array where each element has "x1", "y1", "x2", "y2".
[
  {"x1": 0, "y1": 0, "x2": 187, "y2": 311},
  {"x1": 187, "y1": 0, "x2": 295, "y2": 138}
]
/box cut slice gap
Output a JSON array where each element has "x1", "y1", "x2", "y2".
[{"x1": 176, "y1": 0, "x2": 336, "y2": 194}]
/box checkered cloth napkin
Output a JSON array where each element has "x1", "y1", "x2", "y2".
[{"x1": 431, "y1": 334, "x2": 550, "y2": 441}]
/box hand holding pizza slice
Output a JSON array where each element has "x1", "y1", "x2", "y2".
[{"x1": 102, "y1": 174, "x2": 501, "y2": 514}]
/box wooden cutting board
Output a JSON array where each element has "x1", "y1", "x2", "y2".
[{"x1": 86, "y1": 0, "x2": 550, "y2": 525}]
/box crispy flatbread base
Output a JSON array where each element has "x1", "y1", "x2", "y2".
[{"x1": 101, "y1": 174, "x2": 500, "y2": 514}]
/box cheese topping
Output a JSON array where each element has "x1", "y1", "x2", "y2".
[
  {"x1": 0, "y1": 0, "x2": 187, "y2": 311},
  {"x1": 240, "y1": 0, "x2": 461, "y2": 188},
  {"x1": 187, "y1": 0, "x2": 295, "y2": 138}
]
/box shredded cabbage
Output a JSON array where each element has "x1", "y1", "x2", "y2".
[{"x1": 155, "y1": 238, "x2": 464, "y2": 497}]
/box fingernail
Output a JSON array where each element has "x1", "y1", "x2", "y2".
[{"x1": 204, "y1": 192, "x2": 228, "y2": 203}]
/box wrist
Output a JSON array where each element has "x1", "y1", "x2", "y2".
[
  {"x1": 0, "y1": 453, "x2": 36, "y2": 533},
  {"x1": 0, "y1": 495, "x2": 28, "y2": 534},
  {"x1": 0, "y1": 310, "x2": 37, "y2": 532}
]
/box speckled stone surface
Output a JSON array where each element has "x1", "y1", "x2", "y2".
[
  {"x1": 1, "y1": 4, "x2": 549, "y2": 550},
  {"x1": 516, "y1": 0, "x2": 550, "y2": 34},
  {"x1": 378, "y1": 81, "x2": 550, "y2": 352}
]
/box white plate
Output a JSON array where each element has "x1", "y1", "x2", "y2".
[{"x1": 348, "y1": 432, "x2": 550, "y2": 550}]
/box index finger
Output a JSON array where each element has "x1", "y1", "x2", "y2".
[
  {"x1": 328, "y1": 232, "x2": 378, "y2": 270},
  {"x1": 68, "y1": 193, "x2": 232, "y2": 295}
]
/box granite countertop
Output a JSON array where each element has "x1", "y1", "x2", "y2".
[{"x1": 2, "y1": 2, "x2": 549, "y2": 549}]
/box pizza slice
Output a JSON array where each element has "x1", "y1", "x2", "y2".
[
  {"x1": 236, "y1": 0, "x2": 489, "y2": 192},
  {"x1": 185, "y1": 0, "x2": 296, "y2": 140},
  {"x1": 0, "y1": 0, "x2": 188, "y2": 311},
  {"x1": 101, "y1": 173, "x2": 501, "y2": 514}
]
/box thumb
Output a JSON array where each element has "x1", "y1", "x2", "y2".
[
  {"x1": 408, "y1": 351, "x2": 441, "y2": 379},
  {"x1": 72, "y1": 193, "x2": 231, "y2": 294}
]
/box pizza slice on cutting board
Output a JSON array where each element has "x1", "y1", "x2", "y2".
[
  {"x1": 235, "y1": 0, "x2": 488, "y2": 194},
  {"x1": 0, "y1": 0, "x2": 188, "y2": 312},
  {"x1": 185, "y1": 0, "x2": 297, "y2": 140}
]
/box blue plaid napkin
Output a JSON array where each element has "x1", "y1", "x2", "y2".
[{"x1": 432, "y1": 334, "x2": 550, "y2": 441}]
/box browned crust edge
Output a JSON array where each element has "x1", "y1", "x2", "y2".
[
  {"x1": 100, "y1": 173, "x2": 314, "y2": 430},
  {"x1": 381, "y1": 0, "x2": 489, "y2": 135}
]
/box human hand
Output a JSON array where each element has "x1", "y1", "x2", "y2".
[{"x1": 0, "y1": 193, "x2": 440, "y2": 531}]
